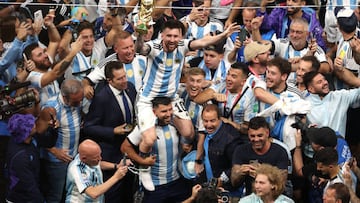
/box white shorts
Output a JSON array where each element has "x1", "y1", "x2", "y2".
[{"x1": 136, "y1": 94, "x2": 191, "y2": 132}]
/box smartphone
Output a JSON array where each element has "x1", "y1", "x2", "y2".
[
  {"x1": 238, "y1": 28, "x2": 249, "y2": 44},
  {"x1": 23, "y1": 53, "x2": 28, "y2": 61},
  {"x1": 249, "y1": 160, "x2": 259, "y2": 165},
  {"x1": 349, "y1": 157, "x2": 355, "y2": 168},
  {"x1": 34, "y1": 10, "x2": 43, "y2": 23}
]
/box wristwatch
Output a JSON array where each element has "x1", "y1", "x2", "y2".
[{"x1": 195, "y1": 159, "x2": 203, "y2": 164}]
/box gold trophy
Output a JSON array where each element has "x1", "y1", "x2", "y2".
[{"x1": 135, "y1": 0, "x2": 154, "y2": 34}]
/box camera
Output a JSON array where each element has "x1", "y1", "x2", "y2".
[
  {"x1": 0, "y1": 81, "x2": 36, "y2": 120},
  {"x1": 291, "y1": 114, "x2": 309, "y2": 143},
  {"x1": 200, "y1": 178, "x2": 230, "y2": 203}
]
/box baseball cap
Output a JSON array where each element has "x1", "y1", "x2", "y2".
[
  {"x1": 336, "y1": 8, "x2": 357, "y2": 33},
  {"x1": 181, "y1": 150, "x2": 197, "y2": 179},
  {"x1": 244, "y1": 41, "x2": 272, "y2": 62},
  {"x1": 8, "y1": 114, "x2": 36, "y2": 144},
  {"x1": 307, "y1": 127, "x2": 337, "y2": 148}
]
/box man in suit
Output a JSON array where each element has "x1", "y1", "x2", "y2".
[{"x1": 84, "y1": 61, "x2": 137, "y2": 203}]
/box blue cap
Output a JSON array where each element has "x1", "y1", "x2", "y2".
[{"x1": 181, "y1": 150, "x2": 197, "y2": 179}]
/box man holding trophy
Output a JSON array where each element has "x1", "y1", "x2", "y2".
[{"x1": 133, "y1": 0, "x2": 241, "y2": 194}]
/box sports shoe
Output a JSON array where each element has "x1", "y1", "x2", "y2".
[{"x1": 139, "y1": 166, "x2": 155, "y2": 191}]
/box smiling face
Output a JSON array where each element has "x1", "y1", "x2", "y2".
[
  {"x1": 307, "y1": 73, "x2": 329, "y2": 97},
  {"x1": 266, "y1": 65, "x2": 287, "y2": 92},
  {"x1": 186, "y1": 74, "x2": 205, "y2": 98},
  {"x1": 296, "y1": 59, "x2": 313, "y2": 84},
  {"x1": 79, "y1": 28, "x2": 95, "y2": 55},
  {"x1": 248, "y1": 127, "x2": 270, "y2": 152},
  {"x1": 153, "y1": 103, "x2": 173, "y2": 125},
  {"x1": 202, "y1": 109, "x2": 221, "y2": 134},
  {"x1": 115, "y1": 36, "x2": 135, "y2": 63},
  {"x1": 31, "y1": 47, "x2": 51, "y2": 70},
  {"x1": 161, "y1": 28, "x2": 183, "y2": 52},
  {"x1": 226, "y1": 68, "x2": 246, "y2": 93},
  {"x1": 289, "y1": 22, "x2": 308, "y2": 49}
]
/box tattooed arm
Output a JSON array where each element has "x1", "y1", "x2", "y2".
[{"x1": 40, "y1": 36, "x2": 84, "y2": 87}]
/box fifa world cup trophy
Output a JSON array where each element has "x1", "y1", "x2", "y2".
[{"x1": 136, "y1": 0, "x2": 154, "y2": 34}]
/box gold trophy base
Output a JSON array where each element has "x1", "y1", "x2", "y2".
[{"x1": 136, "y1": 22, "x2": 148, "y2": 34}]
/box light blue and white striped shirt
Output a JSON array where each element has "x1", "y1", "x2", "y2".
[
  {"x1": 41, "y1": 95, "x2": 83, "y2": 162},
  {"x1": 141, "y1": 39, "x2": 190, "y2": 98},
  {"x1": 198, "y1": 59, "x2": 230, "y2": 85},
  {"x1": 128, "y1": 125, "x2": 181, "y2": 186},
  {"x1": 66, "y1": 154, "x2": 104, "y2": 203}
]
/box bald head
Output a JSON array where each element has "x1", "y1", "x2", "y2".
[{"x1": 79, "y1": 139, "x2": 102, "y2": 166}]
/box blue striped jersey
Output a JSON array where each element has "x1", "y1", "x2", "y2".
[
  {"x1": 87, "y1": 53, "x2": 146, "y2": 91},
  {"x1": 128, "y1": 125, "x2": 181, "y2": 186},
  {"x1": 177, "y1": 84, "x2": 205, "y2": 131},
  {"x1": 66, "y1": 154, "x2": 104, "y2": 203},
  {"x1": 210, "y1": 82, "x2": 256, "y2": 123},
  {"x1": 41, "y1": 95, "x2": 83, "y2": 162},
  {"x1": 26, "y1": 71, "x2": 60, "y2": 107},
  {"x1": 198, "y1": 59, "x2": 230, "y2": 85},
  {"x1": 141, "y1": 39, "x2": 190, "y2": 98}
]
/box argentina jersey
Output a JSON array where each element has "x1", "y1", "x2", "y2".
[
  {"x1": 88, "y1": 53, "x2": 146, "y2": 91},
  {"x1": 182, "y1": 18, "x2": 224, "y2": 58},
  {"x1": 141, "y1": 39, "x2": 190, "y2": 98},
  {"x1": 335, "y1": 35, "x2": 360, "y2": 90},
  {"x1": 41, "y1": 95, "x2": 82, "y2": 162},
  {"x1": 198, "y1": 59, "x2": 229, "y2": 85},
  {"x1": 26, "y1": 71, "x2": 60, "y2": 107},
  {"x1": 127, "y1": 125, "x2": 181, "y2": 186},
  {"x1": 178, "y1": 84, "x2": 205, "y2": 131},
  {"x1": 151, "y1": 125, "x2": 180, "y2": 186}
]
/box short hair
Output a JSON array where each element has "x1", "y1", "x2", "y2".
[
  {"x1": 314, "y1": 147, "x2": 338, "y2": 166},
  {"x1": 0, "y1": 16, "x2": 17, "y2": 42},
  {"x1": 267, "y1": 57, "x2": 291, "y2": 78},
  {"x1": 231, "y1": 62, "x2": 250, "y2": 78},
  {"x1": 327, "y1": 183, "x2": 350, "y2": 203},
  {"x1": 256, "y1": 164, "x2": 285, "y2": 200},
  {"x1": 192, "y1": 0, "x2": 205, "y2": 7},
  {"x1": 152, "y1": 97, "x2": 172, "y2": 108},
  {"x1": 248, "y1": 116, "x2": 270, "y2": 130},
  {"x1": 114, "y1": 31, "x2": 132, "y2": 44},
  {"x1": 303, "y1": 71, "x2": 320, "y2": 89},
  {"x1": 195, "y1": 187, "x2": 218, "y2": 203},
  {"x1": 290, "y1": 18, "x2": 309, "y2": 31},
  {"x1": 77, "y1": 20, "x2": 94, "y2": 35},
  {"x1": 104, "y1": 61, "x2": 124, "y2": 79},
  {"x1": 202, "y1": 104, "x2": 221, "y2": 119},
  {"x1": 162, "y1": 19, "x2": 186, "y2": 36},
  {"x1": 23, "y1": 43, "x2": 39, "y2": 59},
  {"x1": 61, "y1": 79, "x2": 83, "y2": 100},
  {"x1": 300, "y1": 55, "x2": 320, "y2": 72},
  {"x1": 187, "y1": 67, "x2": 206, "y2": 77}
]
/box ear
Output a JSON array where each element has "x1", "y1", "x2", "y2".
[{"x1": 281, "y1": 73, "x2": 288, "y2": 82}]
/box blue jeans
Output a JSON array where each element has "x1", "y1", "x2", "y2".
[{"x1": 42, "y1": 161, "x2": 68, "y2": 203}]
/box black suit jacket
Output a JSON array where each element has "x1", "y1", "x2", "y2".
[{"x1": 84, "y1": 82, "x2": 137, "y2": 163}]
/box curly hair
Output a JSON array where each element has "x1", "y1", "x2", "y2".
[
  {"x1": 7, "y1": 114, "x2": 35, "y2": 143},
  {"x1": 255, "y1": 164, "x2": 285, "y2": 200}
]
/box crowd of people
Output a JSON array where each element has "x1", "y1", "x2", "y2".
[{"x1": 0, "y1": 0, "x2": 360, "y2": 202}]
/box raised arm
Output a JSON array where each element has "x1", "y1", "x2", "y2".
[
  {"x1": 44, "y1": 13, "x2": 61, "y2": 61},
  {"x1": 40, "y1": 36, "x2": 83, "y2": 87},
  {"x1": 189, "y1": 23, "x2": 240, "y2": 50}
]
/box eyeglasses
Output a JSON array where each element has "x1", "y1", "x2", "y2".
[{"x1": 289, "y1": 29, "x2": 306, "y2": 35}]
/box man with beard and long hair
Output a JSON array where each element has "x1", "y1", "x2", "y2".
[
  {"x1": 134, "y1": 19, "x2": 239, "y2": 191},
  {"x1": 23, "y1": 13, "x2": 84, "y2": 106},
  {"x1": 303, "y1": 71, "x2": 360, "y2": 138}
]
